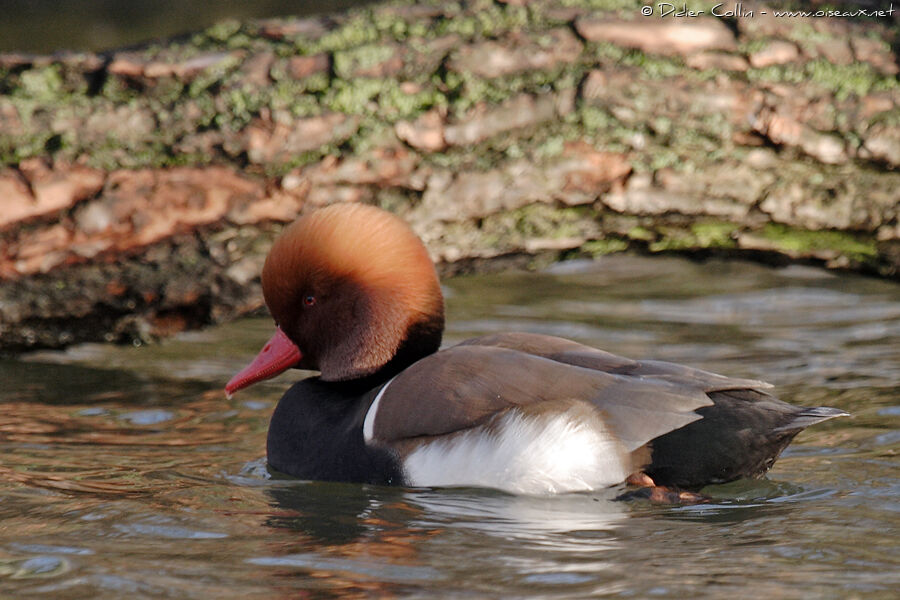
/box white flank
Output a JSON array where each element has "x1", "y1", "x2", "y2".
[
  {"x1": 363, "y1": 377, "x2": 395, "y2": 442},
  {"x1": 402, "y1": 407, "x2": 632, "y2": 495}
]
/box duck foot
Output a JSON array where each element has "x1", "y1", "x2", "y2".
[{"x1": 616, "y1": 473, "x2": 710, "y2": 504}]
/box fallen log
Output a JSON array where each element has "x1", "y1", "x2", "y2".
[{"x1": 1, "y1": 0, "x2": 898, "y2": 353}]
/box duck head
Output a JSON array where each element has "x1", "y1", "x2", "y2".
[{"x1": 226, "y1": 203, "x2": 444, "y2": 396}]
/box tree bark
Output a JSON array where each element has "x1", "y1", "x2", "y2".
[{"x1": 1, "y1": 0, "x2": 898, "y2": 353}]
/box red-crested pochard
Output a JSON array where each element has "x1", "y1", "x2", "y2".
[{"x1": 226, "y1": 203, "x2": 847, "y2": 495}]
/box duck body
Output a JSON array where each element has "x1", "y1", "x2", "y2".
[
  {"x1": 264, "y1": 331, "x2": 843, "y2": 493},
  {"x1": 228, "y1": 203, "x2": 846, "y2": 495}
]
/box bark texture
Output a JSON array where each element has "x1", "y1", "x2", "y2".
[{"x1": 1, "y1": 0, "x2": 898, "y2": 352}]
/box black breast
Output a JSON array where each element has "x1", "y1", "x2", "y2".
[{"x1": 266, "y1": 378, "x2": 403, "y2": 485}]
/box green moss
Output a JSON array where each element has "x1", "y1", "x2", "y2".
[
  {"x1": 644, "y1": 147, "x2": 681, "y2": 172},
  {"x1": 504, "y1": 143, "x2": 525, "y2": 159},
  {"x1": 650, "y1": 116, "x2": 672, "y2": 136},
  {"x1": 580, "y1": 88, "x2": 735, "y2": 171},
  {"x1": 100, "y1": 75, "x2": 141, "y2": 103},
  {"x1": 304, "y1": 71, "x2": 332, "y2": 94},
  {"x1": 217, "y1": 85, "x2": 267, "y2": 129},
  {"x1": 0, "y1": 130, "x2": 55, "y2": 163},
  {"x1": 348, "y1": 121, "x2": 395, "y2": 154},
  {"x1": 787, "y1": 23, "x2": 840, "y2": 48},
  {"x1": 424, "y1": 146, "x2": 490, "y2": 171},
  {"x1": 446, "y1": 74, "x2": 497, "y2": 113},
  {"x1": 586, "y1": 44, "x2": 689, "y2": 79},
  {"x1": 371, "y1": 6, "x2": 412, "y2": 40},
  {"x1": 323, "y1": 78, "x2": 385, "y2": 114},
  {"x1": 81, "y1": 140, "x2": 165, "y2": 171},
  {"x1": 204, "y1": 19, "x2": 243, "y2": 44},
  {"x1": 691, "y1": 221, "x2": 739, "y2": 248},
  {"x1": 444, "y1": 64, "x2": 577, "y2": 115},
  {"x1": 333, "y1": 44, "x2": 399, "y2": 79},
  {"x1": 534, "y1": 136, "x2": 565, "y2": 158},
  {"x1": 627, "y1": 226, "x2": 655, "y2": 241},
  {"x1": 648, "y1": 228, "x2": 696, "y2": 252},
  {"x1": 805, "y1": 59, "x2": 898, "y2": 101},
  {"x1": 379, "y1": 82, "x2": 448, "y2": 118},
  {"x1": 582, "y1": 238, "x2": 629, "y2": 256},
  {"x1": 432, "y1": 3, "x2": 529, "y2": 40},
  {"x1": 194, "y1": 21, "x2": 256, "y2": 50},
  {"x1": 637, "y1": 222, "x2": 739, "y2": 253},
  {"x1": 418, "y1": 103, "x2": 595, "y2": 171},
  {"x1": 308, "y1": 14, "x2": 382, "y2": 54},
  {"x1": 587, "y1": 41, "x2": 626, "y2": 63},
  {"x1": 580, "y1": 106, "x2": 619, "y2": 132},
  {"x1": 185, "y1": 93, "x2": 219, "y2": 128},
  {"x1": 621, "y1": 50, "x2": 684, "y2": 79},
  {"x1": 261, "y1": 148, "x2": 329, "y2": 177},
  {"x1": 270, "y1": 82, "x2": 322, "y2": 117},
  {"x1": 162, "y1": 151, "x2": 213, "y2": 167},
  {"x1": 868, "y1": 107, "x2": 900, "y2": 128},
  {"x1": 748, "y1": 59, "x2": 898, "y2": 101},
  {"x1": 738, "y1": 38, "x2": 771, "y2": 55},
  {"x1": 318, "y1": 70, "x2": 449, "y2": 121},
  {"x1": 186, "y1": 53, "x2": 243, "y2": 97},
  {"x1": 746, "y1": 63, "x2": 807, "y2": 86},
  {"x1": 268, "y1": 55, "x2": 331, "y2": 92},
  {"x1": 503, "y1": 204, "x2": 593, "y2": 240},
  {"x1": 16, "y1": 66, "x2": 65, "y2": 102},
  {"x1": 760, "y1": 224, "x2": 878, "y2": 262},
  {"x1": 147, "y1": 79, "x2": 186, "y2": 106}
]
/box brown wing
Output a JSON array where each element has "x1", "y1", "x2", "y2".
[
  {"x1": 459, "y1": 332, "x2": 773, "y2": 393},
  {"x1": 368, "y1": 339, "x2": 719, "y2": 453}
]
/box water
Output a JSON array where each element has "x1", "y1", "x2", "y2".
[{"x1": 2, "y1": 255, "x2": 898, "y2": 598}]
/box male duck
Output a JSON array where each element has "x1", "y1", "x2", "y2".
[{"x1": 227, "y1": 203, "x2": 846, "y2": 495}]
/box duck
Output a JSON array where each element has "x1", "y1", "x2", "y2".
[{"x1": 226, "y1": 202, "x2": 847, "y2": 495}]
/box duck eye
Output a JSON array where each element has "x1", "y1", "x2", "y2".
[{"x1": 303, "y1": 295, "x2": 316, "y2": 307}]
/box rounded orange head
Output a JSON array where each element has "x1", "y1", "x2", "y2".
[{"x1": 226, "y1": 203, "x2": 444, "y2": 395}]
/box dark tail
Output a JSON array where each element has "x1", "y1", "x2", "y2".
[{"x1": 775, "y1": 406, "x2": 849, "y2": 433}]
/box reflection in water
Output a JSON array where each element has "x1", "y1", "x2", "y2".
[
  {"x1": 407, "y1": 488, "x2": 626, "y2": 593},
  {"x1": 407, "y1": 487, "x2": 624, "y2": 542},
  {"x1": 253, "y1": 482, "x2": 438, "y2": 597},
  {"x1": 256, "y1": 481, "x2": 628, "y2": 597},
  {"x1": 0, "y1": 255, "x2": 898, "y2": 597},
  {"x1": 264, "y1": 482, "x2": 393, "y2": 544}
]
